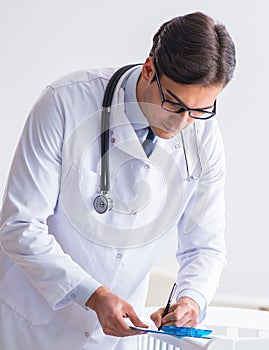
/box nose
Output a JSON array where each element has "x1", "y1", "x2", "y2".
[
  {"x1": 178, "y1": 110, "x2": 189, "y2": 120},
  {"x1": 169, "y1": 111, "x2": 190, "y2": 130}
]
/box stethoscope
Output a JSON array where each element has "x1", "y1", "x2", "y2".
[{"x1": 93, "y1": 64, "x2": 202, "y2": 214}]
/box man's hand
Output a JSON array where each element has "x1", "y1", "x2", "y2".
[
  {"x1": 150, "y1": 297, "x2": 200, "y2": 329},
  {"x1": 86, "y1": 286, "x2": 148, "y2": 337}
]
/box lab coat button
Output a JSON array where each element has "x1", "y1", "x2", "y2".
[
  {"x1": 130, "y1": 210, "x2": 137, "y2": 215},
  {"x1": 116, "y1": 253, "x2": 122, "y2": 260},
  {"x1": 175, "y1": 143, "x2": 180, "y2": 149},
  {"x1": 84, "y1": 332, "x2": 89, "y2": 337},
  {"x1": 111, "y1": 137, "x2": 116, "y2": 144},
  {"x1": 143, "y1": 164, "x2": 150, "y2": 170}
]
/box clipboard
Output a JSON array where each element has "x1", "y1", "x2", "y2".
[{"x1": 130, "y1": 325, "x2": 212, "y2": 339}]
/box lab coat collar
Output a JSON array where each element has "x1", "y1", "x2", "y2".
[
  {"x1": 110, "y1": 94, "x2": 147, "y2": 159},
  {"x1": 123, "y1": 67, "x2": 148, "y2": 130}
]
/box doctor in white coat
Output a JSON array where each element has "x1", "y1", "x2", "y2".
[{"x1": 0, "y1": 12, "x2": 236, "y2": 350}]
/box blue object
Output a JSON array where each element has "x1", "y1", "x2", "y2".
[
  {"x1": 129, "y1": 325, "x2": 212, "y2": 339},
  {"x1": 162, "y1": 326, "x2": 212, "y2": 338}
]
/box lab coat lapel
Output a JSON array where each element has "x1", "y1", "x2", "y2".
[{"x1": 110, "y1": 88, "x2": 147, "y2": 159}]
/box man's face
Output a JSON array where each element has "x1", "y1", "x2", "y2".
[{"x1": 137, "y1": 59, "x2": 223, "y2": 139}]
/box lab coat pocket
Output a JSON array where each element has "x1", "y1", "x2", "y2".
[{"x1": 0, "y1": 264, "x2": 57, "y2": 326}]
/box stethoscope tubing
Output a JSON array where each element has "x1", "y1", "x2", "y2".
[{"x1": 101, "y1": 64, "x2": 141, "y2": 193}]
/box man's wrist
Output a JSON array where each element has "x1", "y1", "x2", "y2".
[
  {"x1": 177, "y1": 296, "x2": 200, "y2": 312},
  {"x1": 66, "y1": 278, "x2": 102, "y2": 310},
  {"x1": 86, "y1": 285, "x2": 109, "y2": 310},
  {"x1": 176, "y1": 289, "x2": 207, "y2": 322}
]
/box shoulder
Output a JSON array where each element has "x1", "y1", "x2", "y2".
[
  {"x1": 29, "y1": 68, "x2": 119, "y2": 132},
  {"x1": 41, "y1": 67, "x2": 119, "y2": 118},
  {"x1": 195, "y1": 118, "x2": 225, "y2": 168},
  {"x1": 46, "y1": 67, "x2": 118, "y2": 91},
  {"x1": 196, "y1": 118, "x2": 222, "y2": 144}
]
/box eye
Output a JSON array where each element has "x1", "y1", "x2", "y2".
[
  {"x1": 162, "y1": 100, "x2": 183, "y2": 113},
  {"x1": 164, "y1": 93, "x2": 179, "y2": 104},
  {"x1": 189, "y1": 110, "x2": 205, "y2": 117}
]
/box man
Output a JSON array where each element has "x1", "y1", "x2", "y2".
[{"x1": 0, "y1": 11, "x2": 236, "y2": 350}]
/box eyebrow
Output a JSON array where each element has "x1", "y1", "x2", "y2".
[
  {"x1": 166, "y1": 89, "x2": 214, "y2": 110},
  {"x1": 166, "y1": 89, "x2": 186, "y2": 106}
]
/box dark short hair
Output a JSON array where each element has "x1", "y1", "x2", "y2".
[{"x1": 150, "y1": 12, "x2": 236, "y2": 87}]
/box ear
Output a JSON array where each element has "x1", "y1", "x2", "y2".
[{"x1": 141, "y1": 57, "x2": 155, "y2": 83}]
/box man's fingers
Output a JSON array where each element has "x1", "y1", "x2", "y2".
[
  {"x1": 162, "y1": 311, "x2": 190, "y2": 327},
  {"x1": 162, "y1": 307, "x2": 184, "y2": 324},
  {"x1": 87, "y1": 286, "x2": 148, "y2": 337},
  {"x1": 150, "y1": 308, "x2": 164, "y2": 328},
  {"x1": 104, "y1": 306, "x2": 148, "y2": 337},
  {"x1": 102, "y1": 315, "x2": 137, "y2": 337},
  {"x1": 127, "y1": 307, "x2": 148, "y2": 329},
  {"x1": 151, "y1": 298, "x2": 200, "y2": 329}
]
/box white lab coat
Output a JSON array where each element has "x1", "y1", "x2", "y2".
[{"x1": 0, "y1": 67, "x2": 226, "y2": 350}]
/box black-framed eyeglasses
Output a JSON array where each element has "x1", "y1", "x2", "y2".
[{"x1": 154, "y1": 64, "x2": 217, "y2": 120}]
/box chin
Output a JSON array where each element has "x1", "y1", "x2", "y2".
[{"x1": 152, "y1": 126, "x2": 178, "y2": 139}]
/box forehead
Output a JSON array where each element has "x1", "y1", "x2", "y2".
[{"x1": 161, "y1": 75, "x2": 223, "y2": 108}]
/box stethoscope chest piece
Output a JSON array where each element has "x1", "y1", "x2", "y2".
[{"x1": 93, "y1": 194, "x2": 113, "y2": 214}]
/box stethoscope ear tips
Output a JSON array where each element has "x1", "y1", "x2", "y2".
[{"x1": 93, "y1": 194, "x2": 113, "y2": 214}]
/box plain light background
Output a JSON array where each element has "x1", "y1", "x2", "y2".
[{"x1": 1, "y1": 0, "x2": 268, "y2": 307}]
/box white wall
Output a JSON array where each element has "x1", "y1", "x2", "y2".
[{"x1": 1, "y1": 0, "x2": 268, "y2": 308}]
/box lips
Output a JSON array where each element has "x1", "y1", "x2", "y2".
[
  {"x1": 162, "y1": 118, "x2": 190, "y2": 133},
  {"x1": 162, "y1": 123, "x2": 178, "y2": 134}
]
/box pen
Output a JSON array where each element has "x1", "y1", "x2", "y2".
[{"x1": 158, "y1": 282, "x2": 177, "y2": 330}]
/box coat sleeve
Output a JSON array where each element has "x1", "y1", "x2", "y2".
[
  {"x1": 175, "y1": 120, "x2": 226, "y2": 310},
  {"x1": 0, "y1": 86, "x2": 95, "y2": 309}
]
